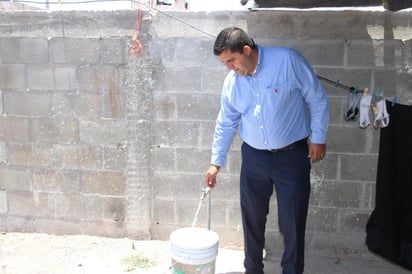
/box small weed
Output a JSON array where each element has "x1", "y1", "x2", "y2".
[{"x1": 121, "y1": 254, "x2": 156, "y2": 272}]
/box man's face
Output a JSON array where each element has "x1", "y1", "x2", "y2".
[{"x1": 218, "y1": 47, "x2": 254, "y2": 76}]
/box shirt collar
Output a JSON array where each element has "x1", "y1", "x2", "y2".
[{"x1": 251, "y1": 44, "x2": 263, "y2": 76}]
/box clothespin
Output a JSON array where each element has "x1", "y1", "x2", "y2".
[
  {"x1": 374, "y1": 87, "x2": 381, "y2": 99},
  {"x1": 392, "y1": 96, "x2": 397, "y2": 107},
  {"x1": 335, "y1": 80, "x2": 340, "y2": 87},
  {"x1": 354, "y1": 85, "x2": 359, "y2": 93},
  {"x1": 363, "y1": 88, "x2": 369, "y2": 96}
]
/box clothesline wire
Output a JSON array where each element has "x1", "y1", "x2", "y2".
[
  {"x1": 132, "y1": 1, "x2": 360, "y2": 92},
  {"x1": 316, "y1": 75, "x2": 355, "y2": 91}
]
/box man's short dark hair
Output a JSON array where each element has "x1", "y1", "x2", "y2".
[{"x1": 213, "y1": 27, "x2": 256, "y2": 56}]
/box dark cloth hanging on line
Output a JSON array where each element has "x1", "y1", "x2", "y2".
[{"x1": 366, "y1": 100, "x2": 412, "y2": 270}]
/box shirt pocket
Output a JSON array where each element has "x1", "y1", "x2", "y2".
[{"x1": 265, "y1": 81, "x2": 294, "y2": 110}]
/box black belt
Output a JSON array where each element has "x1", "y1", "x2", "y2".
[{"x1": 267, "y1": 137, "x2": 308, "y2": 153}]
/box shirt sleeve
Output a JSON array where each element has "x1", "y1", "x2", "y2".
[
  {"x1": 211, "y1": 77, "x2": 241, "y2": 167},
  {"x1": 292, "y1": 51, "x2": 329, "y2": 144}
]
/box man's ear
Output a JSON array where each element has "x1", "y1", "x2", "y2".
[{"x1": 243, "y1": 45, "x2": 252, "y2": 56}]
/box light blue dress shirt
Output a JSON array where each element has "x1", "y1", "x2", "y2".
[{"x1": 211, "y1": 45, "x2": 329, "y2": 167}]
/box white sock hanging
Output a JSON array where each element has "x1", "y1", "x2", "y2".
[
  {"x1": 359, "y1": 93, "x2": 372, "y2": 128},
  {"x1": 373, "y1": 99, "x2": 390, "y2": 128}
]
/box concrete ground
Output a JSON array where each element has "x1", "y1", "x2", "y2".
[{"x1": 0, "y1": 232, "x2": 410, "y2": 274}]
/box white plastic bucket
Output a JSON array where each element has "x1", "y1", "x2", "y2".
[{"x1": 170, "y1": 227, "x2": 219, "y2": 274}]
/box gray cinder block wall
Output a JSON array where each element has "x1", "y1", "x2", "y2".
[{"x1": 0, "y1": 9, "x2": 411, "y2": 256}]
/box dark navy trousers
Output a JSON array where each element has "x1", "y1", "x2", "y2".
[{"x1": 240, "y1": 141, "x2": 311, "y2": 274}]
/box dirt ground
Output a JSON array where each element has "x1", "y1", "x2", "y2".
[{"x1": 0, "y1": 232, "x2": 245, "y2": 274}]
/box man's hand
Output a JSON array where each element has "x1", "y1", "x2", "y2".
[
  {"x1": 205, "y1": 165, "x2": 220, "y2": 188},
  {"x1": 308, "y1": 143, "x2": 326, "y2": 162}
]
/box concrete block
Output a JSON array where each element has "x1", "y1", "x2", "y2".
[
  {"x1": 0, "y1": 166, "x2": 32, "y2": 191},
  {"x1": 31, "y1": 118, "x2": 78, "y2": 144},
  {"x1": 152, "y1": 147, "x2": 176, "y2": 172},
  {"x1": 175, "y1": 198, "x2": 199, "y2": 226},
  {"x1": 289, "y1": 40, "x2": 345, "y2": 67},
  {"x1": 153, "y1": 121, "x2": 200, "y2": 147},
  {"x1": 327, "y1": 125, "x2": 368, "y2": 153},
  {"x1": 266, "y1": 198, "x2": 279, "y2": 230},
  {"x1": 364, "y1": 182, "x2": 375, "y2": 210},
  {"x1": 176, "y1": 94, "x2": 220, "y2": 120},
  {"x1": 153, "y1": 66, "x2": 202, "y2": 92},
  {"x1": 103, "y1": 197, "x2": 126, "y2": 223},
  {"x1": 100, "y1": 38, "x2": 128, "y2": 64},
  {"x1": 199, "y1": 120, "x2": 215, "y2": 149},
  {"x1": 33, "y1": 168, "x2": 80, "y2": 194},
  {"x1": 5, "y1": 216, "x2": 36, "y2": 233},
  {"x1": 54, "y1": 144, "x2": 102, "y2": 170},
  {"x1": 0, "y1": 64, "x2": 26, "y2": 90},
  {"x1": 347, "y1": 41, "x2": 379, "y2": 67},
  {"x1": 52, "y1": 92, "x2": 76, "y2": 117},
  {"x1": 152, "y1": 174, "x2": 174, "y2": 199},
  {"x1": 149, "y1": 38, "x2": 175, "y2": 66},
  {"x1": 0, "y1": 116, "x2": 30, "y2": 142},
  {"x1": 81, "y1": 171, "x2": 126, "y2": 196},
  {"x1": 311, "y1": 153, "x2": 339, "y2": 181},
  {"x1": 152, "y1": 174, "x2": 201, "y2": 200},
  {"x1": 7, "y1": 190, "x2": 35, "y2": 216},
  {"x1": 53, "y1": 93, "x2": 102, "y2": 119},
  {"x1": 53, "y1": 66, "x2": 78, "y2": 91},
  {"x1": 153, "y1": 93, "x2": 177, "y2": 120},
  {"x1": 226, "y1": 150, "x2": 242, "y2": 174},
  {"x1": 33, "y1": 192, "x2": 56, "y2": 218},
  {"x1": 3, "y1": 91, "x2": 52, "y2": 117},
  {"x1": 339, "y1": 209, "x2": 370, "y2": 233},
  {"x1": 176, "y1": 148, "x2": 210, "y2": 173},
  {"x1": 83, "y1": 195, "x2": 103, "y2": 221},
  {"x1": 0, "y1": 216, "x2": 4, "y2": 231},
  {"x1": 7, "y1": 143, "x2": 54, "y2": 167},
  {"x1": 328, "y1": 96, "x2": 345, "y2": 125},
  {"x1": 50, "y1": 37, "x2": 100, "y2": 64},
  {"x1": 55, "y1": 193, "x2": 84, "y2": 220},
  {"x1": 373, "y1": 69, "x2": 412, "y2": 100},
  {"x1": 227, "y1": 200, "x2": 242, "y2": 228},
  {"x1": 0, "y1": 37, "x2": 48, "y2": 64},
  {"x1": 0, "y1": 142, "x2": 6, "y2": 163},
  {"x1": 308, "y1": 232, "x2": 367, "y2": 255},
  {"x1": 207, "y1": 174, "x2": 240, "y2": 201},
  {"x1": 102, "y1": 91, "x2": 125, "y2": 119},
  {"x1": 77, "y1": 65, "x2": 120, "y2": 92},
  {"x1": 0, "y1": 190, "x2": 7, "y2": 214},
  {"x1": 264, "y1": 232, "x2": 284, "y2": 257},
  {"x1": 307, "y1": 207, "x2": 338, "y2": 233},
  {"x1": 79, "y1": 120, "x2": 127, "y2": 146},
  {"x1": 311, "y1": 181, "x2": 362, "y2": 208},
  {"x1": 201, "y1": 66, "x2": 227, "y2": 94},
  {"x1": 173, "y1": 38, "x2": 213, "y2": 67},
  {"x1": 152, "y1": 199, "x2": 175, "y2": 224},
  {"x1": 340, "y1": 154, "x2": 378, "y2": 182},
  {"x1": 103, "y1": 146, "x2": 127, "y2": 171},
  {"x1": 26, "y1": 65, "x2": 55, "y2": 91},
  {"x1": 75, "y1": 93, "x2": 102, "y2": 119}
]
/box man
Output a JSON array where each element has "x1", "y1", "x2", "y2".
[{"x1": 205, "y1": 27, "x2": 329, "y2": 274}]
